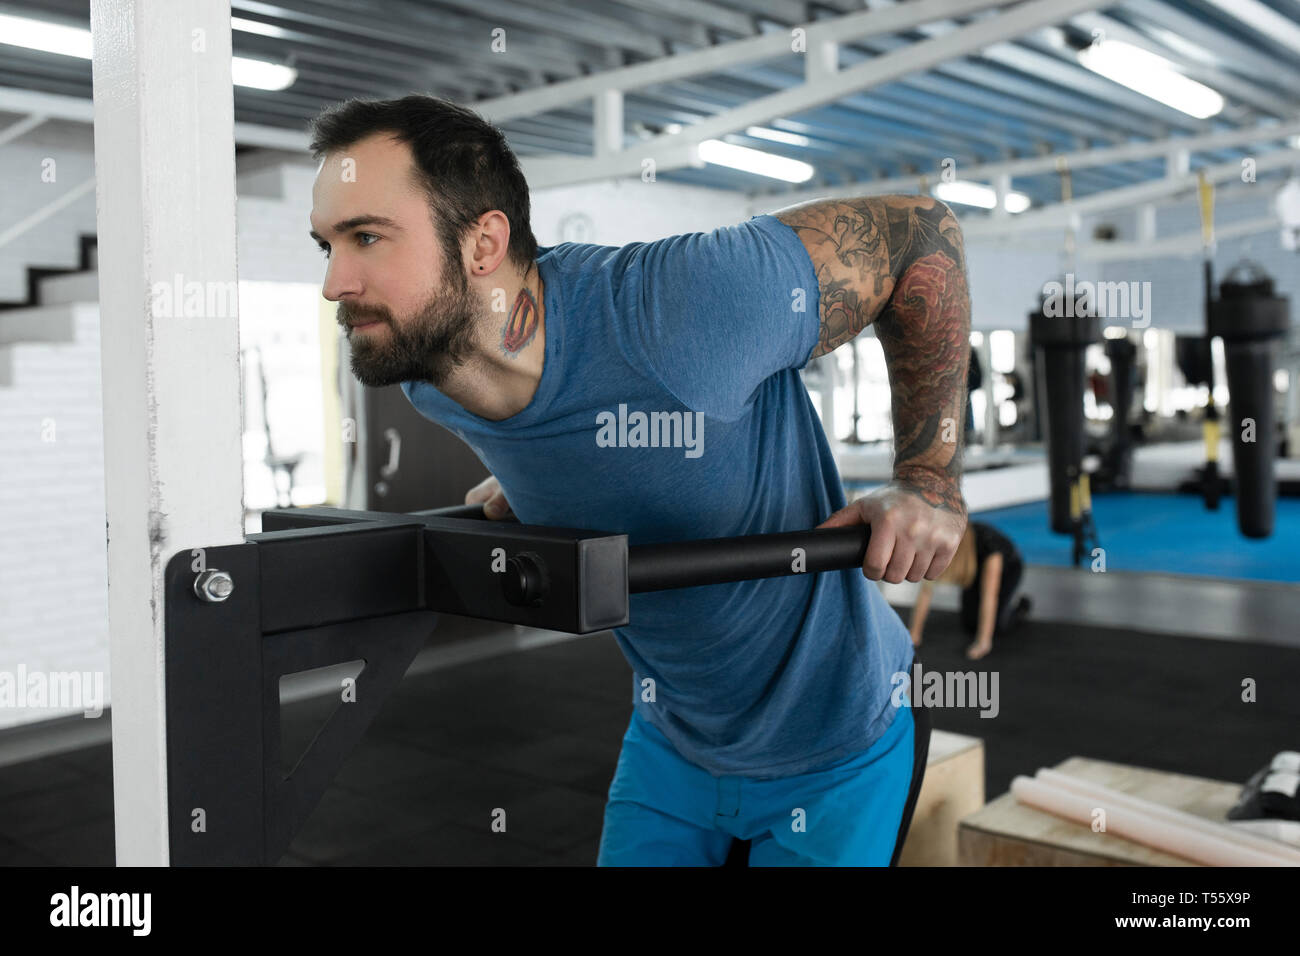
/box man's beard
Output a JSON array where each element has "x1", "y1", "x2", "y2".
[{"x1": 339, "y1": 270, "x2": 480, "y2": 389}]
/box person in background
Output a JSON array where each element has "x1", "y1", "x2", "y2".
[
  {"x1": 909, "y1": 520, "x2": 1031, "y2": 660},
  {"x1": 965, "y1": 344, "x2": 982, "y2": 445},
  {"x1": 1001, "y1": 368, "x2": 1028, "y2": 442}
]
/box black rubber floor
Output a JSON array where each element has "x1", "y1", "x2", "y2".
[{"x1": 2, "y1": 608, "x2": 1297, "y2": 866}]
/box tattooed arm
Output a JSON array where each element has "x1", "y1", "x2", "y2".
[{"x1": 774, "y1": 195, "x2": 970, "y2": 517}]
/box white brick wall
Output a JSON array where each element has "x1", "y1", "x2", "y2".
[
  {"x1": 235, "y1": 161, "x2": 330, "y2": 282},
  {"x1": 531, "y1": 177, "x2": 750, "y2": 245},
  {"x1": 0, "y1": 305, "x2": 109, "y2": 731}
]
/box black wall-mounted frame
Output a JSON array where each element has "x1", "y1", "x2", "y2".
[{"x1": 164, "y1": 504, "x2": 868, "y2": 864}]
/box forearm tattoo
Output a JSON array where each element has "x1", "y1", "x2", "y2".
[
  {"x1": 501, "y1": 286, "x2": 539, "y2": 355},
  {"x1": 776, "y1": 196, "x2": 971, "y2": 515}
]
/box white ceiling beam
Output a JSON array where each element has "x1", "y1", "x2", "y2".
[
  {"x1": 905, "y1": 10, "x2": 1202, "y2": 128},
  {"x1": 233, "y1": 120, "x2": 310, "y2": 151},
  {"x1": 750, "y1": 118, "x2": 1300, "y2": 210},
  {"x1": 475, "y1": 0, "x2": 1021, "y2": 124},
  {"x1": 0, "y1": 113, "x2": 49, "y2": 147},
  {"x1": 0, "y1": 87, "x2": 94, "y2": 122},
  {"x1": 609, "y1": 0, "x2": 757, "y2": 36},
  {"x1": 520, "y1": 0, "x2": 1112, "y2": 188},
  {"x1": 1079, "y1": 215, "x2": 1280, "y2": 262},
  {"x1": 0, "y1": 85, "x2": 311, "y2": 151},
  {"x1": 961, "y1": 147, "x2": 1300, "y2": 239},
  {"x1": 1197, "y1": 0, "x2": 1300, "y2": 58}
]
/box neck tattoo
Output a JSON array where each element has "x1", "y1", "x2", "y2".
[{"x1": 501, "y1": 269, "x2": 539, "y2": 355}]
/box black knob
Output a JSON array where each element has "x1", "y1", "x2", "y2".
[{"x1": 503, "y1": 552, "x2": 549, "y2": 607}]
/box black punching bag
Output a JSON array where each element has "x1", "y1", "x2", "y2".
[
  {"x1": 1208, "y1": 263, "x2": 1290, "y2": 538},
  {"x1": 1030, "y1": 285, "x2": 1101, "y2": 533},
  {"x1": 1105, "y1": 336, "x2": 1137, "y2": 488}
]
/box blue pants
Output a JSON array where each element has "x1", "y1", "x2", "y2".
[{"x1": 598, "y1": 698, "x2": 931, "y2": 866}]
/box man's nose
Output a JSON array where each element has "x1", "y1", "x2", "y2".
[{"x1": 322, "y1": 259, "x2": 361, "y2": 301}]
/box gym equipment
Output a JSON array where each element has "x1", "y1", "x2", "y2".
[
  {"x1": 1068, "y1": 466, "x2": 1099, "y2": 567},
  {"x1": 1175, "y1": 334, "x2": 1225, "y2": 509},
  {"x1": 242, "y1": 346, "x2": 304, "y2": 508},
  {"x1": 1029, "y1": 287, "x2": 1101, "y2": 534},
  {"x1": 1094, "y1": 335, "x2": 1137, "y2": 491},
  {"x1": 165, "y1": 504, "x2": 874, "y2": 865},
  {"x1": 1208, "y1": 262, "x2": 1291, "y2": 538},
  {"x1": 1228, "y1": 751, "x2": 1300, "y2": 827},
  {"x1": 1011, "y1": 769, "x2": 1300, "y2": 866},
  {"x1": 1196, "y1": 172, "x2": 1224, "y2": 514}
]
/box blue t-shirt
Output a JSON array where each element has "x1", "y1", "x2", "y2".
[{"x1": 402, "y1": 213, "x2": 915, "y2": 778}]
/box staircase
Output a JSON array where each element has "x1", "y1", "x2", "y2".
[{"x1": 0, "y1": 234, "x2": 98, "y2": 385}]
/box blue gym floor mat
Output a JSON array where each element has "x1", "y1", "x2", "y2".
[{"x1": 974, "y1": 491, "x2": 1300, "y2": 583}]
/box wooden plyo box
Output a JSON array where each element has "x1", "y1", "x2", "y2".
[
  {"x1": 958, "y1": 756, "x2": 1245, "y2": 866},
  {"x1": 898, "y1": 730, "x2": 985, "y2": 866}
]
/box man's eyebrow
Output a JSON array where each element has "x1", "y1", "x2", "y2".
[{"x1": 309, "y1": 215, "x2": 402, "y2": 242}]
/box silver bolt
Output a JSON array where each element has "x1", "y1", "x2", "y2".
[{"x1": 194, "y1": 569, "x2": 234, "y2": 603}]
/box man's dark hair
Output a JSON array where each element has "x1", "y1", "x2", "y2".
[{"x1": 308, "y1": 94, "x2": 538, "y2": 274}]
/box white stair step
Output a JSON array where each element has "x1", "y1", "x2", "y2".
[
  {"x1": 0, "y1": 304, "x2": 79, "y2": 346},
  {"x1": 39, "y1": 270, "x2": 99, "y2": 305},
  {"x1": 0, "y1": 348, "x2": 10, "y2": 386}
]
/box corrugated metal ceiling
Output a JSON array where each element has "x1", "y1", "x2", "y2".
[{"x1": 1, "y1": 0, "x2": 1297, "y2": 205}]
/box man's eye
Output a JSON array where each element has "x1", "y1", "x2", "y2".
[{"x1": 318, "y1": 233, "x2": 379, "y2": 259}]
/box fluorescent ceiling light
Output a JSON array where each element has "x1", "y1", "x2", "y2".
[
  {"x1": 0, "y1": 13, "x2": 92, "y2": 57},
  {"x1": 698, "y1": 139, "x2": 814, "y2": 183},
  {"x1": 230, "y1": 58, "x2": 297, "y2": 91},
  {"x1": 934, "y1": 180, "x2": 1031, "y2": 213},
  {"x1": 1077, "y1": 40, "x2": 1223, "y2": 119},
  {"x1": 0, "y1": 13, "x2": 296, "y2": 90},
  {"x1": 745, "y1": 126, "x2": 811, "y2": 147},
  {"x1": 232, "y1": 17, "x2": 289, "y2": 39}
]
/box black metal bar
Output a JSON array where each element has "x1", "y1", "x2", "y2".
[
  {"x1": 259, "y1": 505, "x2": 415, "y2": 531},
  {"x1": 419, "y1": 522, "x2": 628, "y2": 632},
  {"x1": 410, "y1": 503, "x2": 488, "y2": 519},
  {"x1": 628, "y1": 525, "x2": 871, "y2": 593},
  {"x1": 255, "y1": 522, "x2": 426, "y2": 633},
  {"x1": 410, "y1": 503, "x2": 522, "y2": 523}
]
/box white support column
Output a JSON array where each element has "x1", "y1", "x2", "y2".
[
  {"x1": 1166, "y1": 148, "x2": 1190, "y2": 179},
  {"x1": 593, "y1": 88, "x2": 624, "y2": 159},
  {"x1": 992, "y1": 172, "x2": 1011, "y2": 219},
  {"x1": 90, "y1": 0, "x2": 244, "y2": 866},
  {"x1": 1137, "y1": 203, "x2": 1157, "y2": 243},
  {"x1": 805, "y1": 39, "x2": 839, "y2": 84}
]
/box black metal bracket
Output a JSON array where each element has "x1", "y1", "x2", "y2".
[{"x1": 164, "y1": 505, "x2": 629, "y2": 865}]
